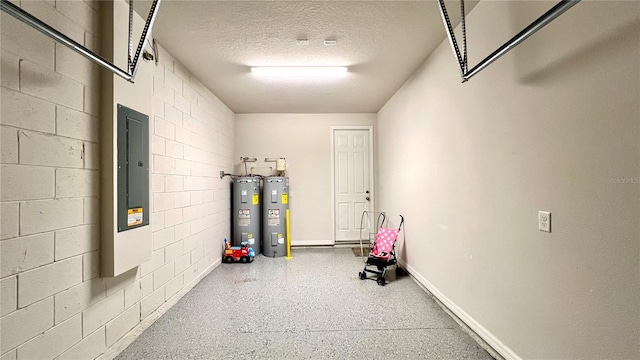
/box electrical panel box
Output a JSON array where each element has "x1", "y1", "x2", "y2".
[{"x1": 117, "y1": 104, "x2": 149, "y2": 232}]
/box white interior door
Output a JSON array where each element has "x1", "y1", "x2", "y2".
[{"x1": 333, "y1": 128, "x2": 372, "y2": 242}]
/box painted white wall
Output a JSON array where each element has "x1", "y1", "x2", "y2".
[
  {"x1": 377, "y1": 1, "x2": 639, "y2": 359},
  {"x1": 0, "y1": 1, "x2": 234, "y2": 358},
  {"x1": 234, "y1": 113, "x2": 376, "y2": 245}
]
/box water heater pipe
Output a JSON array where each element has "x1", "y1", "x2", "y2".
[
  {"x1": 240, "y1": 157, "x2": 257, "y2": 176},
  {"x1": 265, "y1": 158, "x2": 287, "y2": 173}
]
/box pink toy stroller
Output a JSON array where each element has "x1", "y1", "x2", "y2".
[{"x1": 358, "y1": 215, "x2": 404, "y2": 286}]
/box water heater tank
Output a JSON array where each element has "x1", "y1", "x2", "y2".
[
  {"x1": 232, "y1": 176, "x2": 261, "y2": 255},
  {"x1": 262, "y1": 177, "x2": 289, "y2": 257}
]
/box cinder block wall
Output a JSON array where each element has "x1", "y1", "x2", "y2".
[{"x1": 0, "y1": 1, "x2": 234, "y2": 359}]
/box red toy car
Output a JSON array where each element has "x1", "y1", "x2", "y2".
[{"x1": 223, "y1": 239, "x2": 255, "y2": 263}]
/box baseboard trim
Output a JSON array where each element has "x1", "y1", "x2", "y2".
[
  {"x1": 99, "y1": 257, "x2": 222, "y2": 360},
  {"x1": 399, "y1": 260, "x2": 520, "y2": 360}
]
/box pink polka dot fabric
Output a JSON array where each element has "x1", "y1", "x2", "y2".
[{"x1": 370, "y1": 227, "x2": 400, "y2": 260}]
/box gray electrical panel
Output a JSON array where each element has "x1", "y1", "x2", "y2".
[
  {"x1": 232, "y1": 176, "x2": 261, "y2": 255},
  {"x1": 262, "y1": 177, "x2": 289, "y2": 257},
  {"x1": 117, "y1": 104, "x2": 150, "y2": 232}
]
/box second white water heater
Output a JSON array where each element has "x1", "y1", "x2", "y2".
[{"x1": 262, "y1": 177, "x2": 289, "y2": 257}]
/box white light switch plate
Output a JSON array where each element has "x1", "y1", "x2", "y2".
[{"x1": 539, "y1": 211, "x2": 551, "y2": 232}]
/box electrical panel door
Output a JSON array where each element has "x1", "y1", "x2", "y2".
[{"x1": 117, "y1": 104, "x2": 150, "y2": 232}]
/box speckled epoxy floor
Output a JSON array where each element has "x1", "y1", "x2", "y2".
[{"x1": 116, "y1": 248, "x2": 493, "y2": 359}]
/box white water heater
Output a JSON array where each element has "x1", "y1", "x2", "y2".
[
  {"x1": 262, "y1": 177, "x2": 289, "y2": 257},
  {"x1": 232, "y1": 176, "x2": 261, "y2": 255}
]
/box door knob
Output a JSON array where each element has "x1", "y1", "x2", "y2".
[{"x1": 366, "y1": 197, "x2": 370, "y2": 201}]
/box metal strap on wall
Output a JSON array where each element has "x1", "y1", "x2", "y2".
[
  {"x1": 437, "y1": 0, "x2": 581, "y2": 83},
  {"x1": 0, "y1": 0, "x2": 161, "y2": 83}
]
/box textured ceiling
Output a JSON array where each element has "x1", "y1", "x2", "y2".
[{"x1": 136, "y1": 1, "x2": 474, "y2": 113}]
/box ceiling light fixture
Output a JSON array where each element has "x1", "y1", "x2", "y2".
[{"x1": 251, "y1": 66, "x2": 348, "y2": 77}]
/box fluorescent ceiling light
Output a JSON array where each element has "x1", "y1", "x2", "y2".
[{"x1": 251, "y1": 66, "x2": 348, "y2": 77}]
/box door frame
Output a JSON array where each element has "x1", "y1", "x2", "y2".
[{"x1": 330, "y1": 126, "x2": 375, "y2": 244}]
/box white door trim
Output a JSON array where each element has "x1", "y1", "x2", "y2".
[{"x1": 330, "y1": 126, "x2": 374, "y2": 244}]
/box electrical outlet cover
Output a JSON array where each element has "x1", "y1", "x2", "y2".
[{"x1": 539, "y1": 211, "x2": 551, "y2": 232}]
